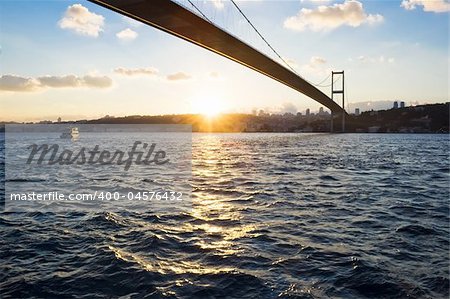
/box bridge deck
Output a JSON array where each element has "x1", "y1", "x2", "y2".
[{"x1": 89, "y1": 0, "x2": 345, "y2": 114}]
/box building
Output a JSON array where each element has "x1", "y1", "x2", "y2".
[
  {"x1": 393, "y1": 101, "x2": 399, "y2": 109},
  {"x1": 57, "y1": 117, "x2": 62, "y2": 123},
  {"x1": 355, "y1": 108, "x2": 360, "y2": 115},
  {"x1": 305, "y1": 108, "x2": 310, "y2": 116},
  {"x1": 400, "y1": 101, "x2": 405, "y2": 108},
  {"x1": 319, "y1": 107, "x2": 324, "y2": 115}
]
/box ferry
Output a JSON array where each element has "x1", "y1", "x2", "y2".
[{"x1": 60, "y1": 127, "x2": 79, "y2": 139}]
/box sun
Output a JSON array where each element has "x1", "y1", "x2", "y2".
[{"x1": 191, "y1": 95, "x2": 226, "y2": 118}]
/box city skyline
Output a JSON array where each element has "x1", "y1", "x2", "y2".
[{"x1": 0, "y1": 0, "x2": 448, "y2": 121}]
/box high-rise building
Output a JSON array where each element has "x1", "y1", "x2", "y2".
[
  {"x1": 393, "y1": 101, "x2": 399, "y2": 109},
  {"x1": 400, "y1": 101, "x2": 405, "y2": 108},
  {"x1": 306, "y1": 108, "x2": 310, "y2": 116},
  {"x1": 355, "y1": 108, "x2": 360, "y2": 115},
  {"x1": 319, "y1": 107, "x2": 324, "y2": 115}
]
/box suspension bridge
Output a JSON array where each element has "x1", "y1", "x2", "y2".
[{"x1": 88, "y1": 0, "x2": 347, "y2": 130}]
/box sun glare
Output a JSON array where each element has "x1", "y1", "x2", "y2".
[{"x1": 191, "y1": 95, "x2": 226, "y2": 118}]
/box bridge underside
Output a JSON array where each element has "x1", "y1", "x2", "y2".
[{"x1": 89, "y1": 0, "x2": 345, "y2": 114}]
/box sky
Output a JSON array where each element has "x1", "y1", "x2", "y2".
[{"x1": 0, "y1": 0, "x2": 448, "y2": 121}]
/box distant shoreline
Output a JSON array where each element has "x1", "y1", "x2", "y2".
[{"x1": 1, "y1": 103, "x2": 449, "y2": 134}]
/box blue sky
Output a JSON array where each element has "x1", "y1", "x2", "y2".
[{"x1": 0, "y1": 0, "x2": 448, "y2": 121}]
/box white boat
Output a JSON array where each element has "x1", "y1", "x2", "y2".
[{"x1": 60, "y1": 127, "x2": 79, "y2": 139}]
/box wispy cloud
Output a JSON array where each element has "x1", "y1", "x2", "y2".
[
  {"x1": 58, "y1": 4, "x2": 104, "y2": 37},
  {"x1": 0, "y1": 74, "x2": 112, "y2": 92},
  {"x1": 277, "y1": 56, "x2": 328, "y2": 77},
  {"x1": 310, "y1": 56, "x2": 327, "y2": 65},
  {"x1": 208, "y1": 71, "x2": 223, "y2": 80},
  {"x1": 351, "y1": 55, "x2": 395, "y2": 64},
  {"x1": 166, "y1": 72, "x2": 192, "y2": 81},
  {"x1": 401, "y1": 0, "x2": 450, "y2": 13},
  {"x1": 284, "y1": 0, "x2": 383, "y2": 32},
  {"x1": 114, "y1": 67, "x2": 159, "y2": 76},
  {"x1": 276, "y1": 57, "x2": 299, "y2": 69},
  {"x1": 116, "y1": 28, "x2": 138, "y2": 41},
  {"x1": 212, "y1": 0, "x2": 225, "y2": 9},
  {"x1": 300, "y1": 56, "x2": 331, "y2": 78}
]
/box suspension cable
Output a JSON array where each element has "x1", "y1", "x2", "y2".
[
  {"x1": 185, "y1": 0, "x2": 332, "y2": 91},
  {"x1": 187, "y1": 0, "x2": 212, "y2": 23},
  {"x1": 228, "y1": 0, "x2": 300, "y2": 76},
  {"x1": 315, "y1": 76, "x2": 340, "y2": 88},
  {"x1": 312, "y1": 73, "x2": 331, "y2": 87}
]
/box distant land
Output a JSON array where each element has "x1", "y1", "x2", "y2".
[{"x1": 1, "y1": 103, "x2": 449, "y2": 133}]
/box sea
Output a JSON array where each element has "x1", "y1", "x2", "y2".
[{"x1": 0, "y1": 133, "x2": 449, "y2": 298}]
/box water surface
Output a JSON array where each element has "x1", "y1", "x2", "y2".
[{"x1": 1, "y1": 133, "x2": 449, "y2": 298}]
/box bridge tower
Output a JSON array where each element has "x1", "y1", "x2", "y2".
[{"x1": 331, "y1": 71, "x2": 345, "y2": 132}]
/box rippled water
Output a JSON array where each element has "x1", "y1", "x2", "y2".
[{"x1": 1, "y1": 133, "x2": 449, "y2": 298}]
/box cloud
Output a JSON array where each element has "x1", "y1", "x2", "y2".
[
  {"x1": 82, "y1": 75, "x2": 113, "y2": 88},
  {"x1": 37, "y1": 75, "x2": 81, "y2": 88},
  {"x1": 284, "y1": 0, "x2": 384, "y2": 32},
  {"x1": 114, "y1": 67, "x2": 158, "y2": 76},
  {"x1": 209, "y1": 71, "x2": 220, "y2": 78},
  {"x1": 276, "y1": 57, "x2": 299, "y2": 69},
  {"x1": 212, "y1": 0, "x2": 225, "y2": 9},
  {"x1": 357, "y1": 55, "x2": 366, "y2": 61},
  {"x1": 353, "y1": 55, "x2": 395, "y2": 64},
  {"x1": 58, "y1": 4, "x2": 104, "y2": 37},
  {"x1": 0, "y1": 74, "x2": 112, "y2": 92},
  {"x1": 208, "y1": 71, "x2": 225, "y2": 80},
  {"x1": 300, "y1": 56, "x2": 331, "y2": 78},
  {"x1": 0, "y1": 75, "x2": 40, "y2": 92},
  {"x1": 279, "y1": 102, "x2": 299, "y2": 114},
  {"x1": 166, "y1": 72, "x2": 192, "y2": 81},
  {"x1": 401, "y1": 0, "x2": 450, "y2": 12},
  {"x1": 38, "y1": 75, "x2": 112, "y2": 88},
  {"x1": 310, "y1": 56, "x2": 327, "y2": 65},
  {"x1": 116, "y1": 28, "x2": 138, "y2": 41},
  {"x1": 285, "y1": 58, "x2": 299, "y2": 66}
]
